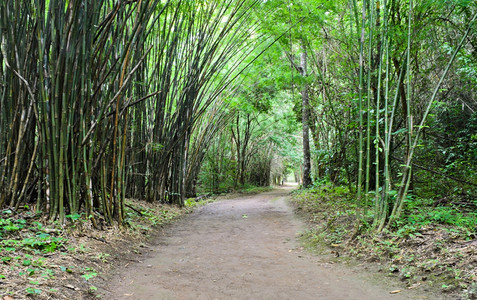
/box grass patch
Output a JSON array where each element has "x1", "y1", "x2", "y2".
[{"x1": 236, "y1": 185, "x2": 274, "y2": 194}]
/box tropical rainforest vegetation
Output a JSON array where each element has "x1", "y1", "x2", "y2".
[
  {"x1": 1, "y1": 0, "x2": 476, "y2": 238},
  {"x1": 0, "y1": 0, "x2": 476, "y2": 297}
]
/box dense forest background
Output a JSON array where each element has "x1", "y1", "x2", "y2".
[{"x1": 0, "y1": 0, "x2": 475, "y2": 230}]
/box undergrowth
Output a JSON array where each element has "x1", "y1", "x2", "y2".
[
  {"x1": 0, "y1": 200, "x2": 186, "y2": 299},
  {"x1": 236, "y1": 185, "x2": 274, "y2": 194},
  {"x1": 291, "y1": 183, "x2": 477, "y2": 299}
]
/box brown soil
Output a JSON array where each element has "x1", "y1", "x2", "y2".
[
  {"x1": 0, "y1": 199, "x2": 183, "y2": 300},
  {"x1": 100, "y1": 186, "x2": 442, "y2": 299}
]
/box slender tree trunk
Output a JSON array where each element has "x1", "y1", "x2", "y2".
[{"x1": 301, "y1": 45, "x2": 312, "y2": 188}]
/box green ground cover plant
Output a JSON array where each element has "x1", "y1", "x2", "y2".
[{"x1": 292, "y1": 183, "x2": 477, "y2": 299}]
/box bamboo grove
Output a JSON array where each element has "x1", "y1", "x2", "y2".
[
  {"x1": 354, "y1": 0, "x2": 477, "y2": 230},
  {"x1": 347, "y1": 0, "x2": 475, "y2": 230},
  {"x1": 251, "y1": 0, "x2": 477, "y2": 230},
  {"x1": 0, "y1": 0, "x2": 263, "y2": 224},
  {"x1": 1, "y1": 0, "x2": 476, "y2": 230}
]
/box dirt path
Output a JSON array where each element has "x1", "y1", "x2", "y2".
[{"x1": 102, "y1": 187, "x2": 436, "y2": 299}]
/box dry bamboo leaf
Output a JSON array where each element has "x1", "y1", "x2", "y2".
[
  {"x1": 64, "y1": 284, "x2": 79, "y2": 291},
  {"x1": 408, "y1": 283, "x2": 421, "y2": 289}
]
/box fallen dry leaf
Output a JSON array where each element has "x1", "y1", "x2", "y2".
[
  {"x1": 3, "y1": 296, "x2": 14, "y2": 300},
  {"x1": 64, "y1": 284, "x2": 79, "y2": 291},
  {"x1": 408, "y1": 283, "x2": 421, "y2": 289}
]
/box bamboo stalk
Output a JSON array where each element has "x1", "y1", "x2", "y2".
[
  {"x1": 387, "y1": 11, "x2": 477, "y2": 228},
  {"x1": 356, "y1": 0, "x2": 367, "y2": 218}
]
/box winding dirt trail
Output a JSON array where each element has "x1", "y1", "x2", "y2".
[{"x1": 103, "y1": 186, "x2": 436, "y2": 299}]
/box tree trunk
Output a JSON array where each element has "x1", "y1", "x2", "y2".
[{"x1": 301, "y1": 47, "x2": 312, "y2": 188}]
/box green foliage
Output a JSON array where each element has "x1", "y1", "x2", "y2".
[
  {"x1": 0, "y1": 217, "x2": 66, "y2": 256},
  {"x1": 21, "y1": 233, "x2": 65, "y2": 253},
  {"x1": 0, "y1": 0, "x2": 475, "y2": 295},
  {"x1": 184, "y1": 197, "x2": 212, "y2": 208},
  {"x1": 66, "y1": 214, "x2": 82, "y2": 222},
  {"x1": 292, "y1": 182, "x2": 355, "y2": 246},
  {"x1": 0, "y1": 217, "x2": 26, "y2": 235},
  {"x1": 96, "y1": 253, "x2": 110, "y2": 263},
  {"x1": 295, "y1": 180, "x2": 476, "y2": 241},
  {"x1": 124, "y1": 201, "x2": 182, "y2": 236},
  {"x1": 25, "y1": 287, "x2": 42, "y2": 295},
  {"x1": 59, "y1": 266, "x2": 74, "y2": 273},
  {"x1": 199, "y1": 87, "x2": 303, "y2": 192},
  {"x1": 294, "y1": 180, "x2": 477, "y2": 297},
  {"x1": 399, "y1": 202, "x2": 477, "y2": 240},
  {"x1": 420, "y1": 108, "x2": 477, "y2": 195},
  {"x1": 237, "y1": 185, "x2": 273, "y2": 194},
  {"x1": 81, "y1": 267, "x2": 97, "y2": 281}
]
